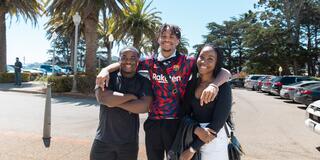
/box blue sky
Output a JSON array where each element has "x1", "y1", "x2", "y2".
[{"x1": 6, "y1": 0, "x2": 257, "y2": 65}]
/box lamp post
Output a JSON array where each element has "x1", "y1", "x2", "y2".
[
  {"x1": 71, "y1": 12, "x2": 81, "y2": 92},
  {"x1": 51, "y1": 32, "x2": 57, "y2": 76},
  {"x1": 107, "y1": 34, "x2": 114, "y2": 65},
  {"x1": 278, "y1": 66, "x2": 283, "y2": 76}
]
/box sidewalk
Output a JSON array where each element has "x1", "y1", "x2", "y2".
[
  {"x1": 0, "y1": 81, "x2": 95, "y2": 99},
  {"x1": 0, "y1": 81, "x2": 46, "y2": 94}
]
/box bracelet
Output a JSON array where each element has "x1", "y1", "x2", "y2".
[{"x1": 189, "y1": 147, "x2": 196, "y2": 153}]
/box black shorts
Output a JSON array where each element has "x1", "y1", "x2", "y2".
[
  {"x1": 144, "y1": 119, "x2": 180, "y2": 160},
  {"x1": 90, "y1": 139, "x2": 138, "y2": 160}
]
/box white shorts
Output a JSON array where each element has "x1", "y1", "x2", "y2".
[{"x1": 199, "y1": 123, "x2": 229, "y2": 160}]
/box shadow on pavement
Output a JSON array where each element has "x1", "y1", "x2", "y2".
[
  {"x1": 53, "y1": 95, "x2": 98, "y2": 108},
  {"x1": 0, "y1": 82, "x2": 37, "y2": 89},
  {"x1": 297, "y1": 106, "x2": 307, "y2": 110},
  {"x1": 32, "y1": 92, "x2": 98, "y2": 108},
  {"x1": 283, "y1": 100, "x2": 299, "y2": 104}
]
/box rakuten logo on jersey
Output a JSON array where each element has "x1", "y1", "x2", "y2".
[{"x1": 152, "y1": 73, "x2": 181, "y2": 83}]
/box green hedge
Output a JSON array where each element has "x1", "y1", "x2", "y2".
[
  {"x1": 48, "y1": 76, "x2": 73, "y2": 92},
  {"x1": 0, "y1": 72, "x2": 30, "y2": 83},
  {"x1": 46, "y1": 74, "x2": 95, "y2": 93}
]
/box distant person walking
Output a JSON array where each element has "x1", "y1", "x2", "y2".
[{"x1": 14, "y1": 57, "x2": 22, "y2": 86}]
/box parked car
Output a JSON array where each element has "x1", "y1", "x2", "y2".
[
  {"x1": 280, "y1": 81, "x2": 320, "y2": 100},
  {"x1": 253, "y1": 75, "x2": 273, "y2": 91},
  {"x1": 40, "y1": 64, "x2": 65, "y2": 76},
  {"x1": 270, "y1": 76, "x2": 314, "y2": 96},
  {"x1": 261, "y1": 76, "x2": 278, "y2": 94},
  {"x1": 6, "y1": 65, "x2": 15, "y2": 73},
  {"x1": 293, "y1": 83, "x2": 320, "y2": 106},
  {"x1": 305, "y1": 100, "x2": 320, "y2": 135},
  {"x1": 229, "y1": 78, "x2": 244, "y2": 88},
  {"x1": 244, "y1": 74, "x2": 267, "y2": 90}
]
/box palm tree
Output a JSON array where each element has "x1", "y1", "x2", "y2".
[
  {"x1": 177, "y1": 36, "x2": 189, "y2": 54},
  {"x1": 0, "y1": 1, "x2": 42, "y2": 72},
  {"x1": 46, "y1": 0, "x2": 127, "y2": 76},
  {"x1": 44, "y1": 5, "x2": 81, "y2": 70},
  {"x1": 111, "y1": 0, "x2": 162, "y2": 49}
]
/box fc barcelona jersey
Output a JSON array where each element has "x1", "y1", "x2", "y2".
[{"x1": 138, "y1": 52, "x2": 195, "y2": 119}]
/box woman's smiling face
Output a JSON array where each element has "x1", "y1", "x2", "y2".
[{"x1": 197, "y1": 46, "x2": 217, "y2": 76}]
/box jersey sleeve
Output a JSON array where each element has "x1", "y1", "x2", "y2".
[
  {"x1": 138, "y1": 57, "x2": 153, "y2": 71},
  {"x1": 105, "y1": 72, "x2": 118, "y2": 91}
]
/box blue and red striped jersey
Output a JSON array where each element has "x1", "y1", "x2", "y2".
[{"x1": 139, "y1": 53, "x2": 195, "y2": 119}]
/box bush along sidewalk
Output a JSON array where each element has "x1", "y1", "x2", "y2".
[
  {"x1": 0, "y1": 72, "x2": 31, "y2": 83},
  {"x1": 45, "y1": 74, "x2": 96, "y2": 94}
]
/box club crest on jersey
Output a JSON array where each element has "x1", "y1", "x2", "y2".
[{"x1": 173, "y1": 65, "x2": 180, "y2": 71}]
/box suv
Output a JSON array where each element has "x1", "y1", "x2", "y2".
[
  {"x1": 270, "y1": 76, "x2": 313, "y2": 95},
  {"x1": 40, "y1": 64, "x2": 65, "y2": 76},
  {"x1": 305, "y1": 100, "x2": 320, "y2": 135}
]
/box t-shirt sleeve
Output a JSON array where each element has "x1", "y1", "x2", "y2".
[
  {"x1": 186, "y1": 56, "x2": 196, "y2": 74},
  {"x1": 138, "y1": 77, "x2": 153, "y2": 98}
]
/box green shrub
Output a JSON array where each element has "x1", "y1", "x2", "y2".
[
  {"x1": 48, "y1": 76, "x2": 72, "y2": 92},
  {"x1": 76, "y1": 74, "x2": 95, "y2": 94},
  {"x1": 0, "y1": 72, "x2": 30, "y2": 83},
  {"x1": 45, "y1": 74, "x2": 95, "y2": 93}
]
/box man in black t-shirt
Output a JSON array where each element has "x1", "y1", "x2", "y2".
[{"x1": 90, "y1": 46, "x2": 153, "y2": 160}]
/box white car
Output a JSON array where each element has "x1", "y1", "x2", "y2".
[{"x1": 305, "y1": 100, "x2": 320, "y2": 135}]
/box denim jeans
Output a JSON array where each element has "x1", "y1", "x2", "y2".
[{"x1": 15, "y1": 71, "x2": 21, "y2": 85}]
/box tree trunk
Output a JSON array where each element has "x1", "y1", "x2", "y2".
[
  {"x1": 0, "y1": 10, "x2": 7, "y2": 72},
  {"x1": 84, "y1": 10, "x2": 99, "y2": 76}
]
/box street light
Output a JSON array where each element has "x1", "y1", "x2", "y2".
[
  {"x1": 107, "y1": 34, "x2": 114, "y2": 65},
  {"x1": 51, "y1": 32, "x2": 58, "y2": 76},
  {"x1": 71, "y1": 12, "x2": 81, "y2": 93}
]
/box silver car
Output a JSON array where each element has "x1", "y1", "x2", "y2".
[
  {"x1": 280, "y1": 81, "x2": 320, "y2": 100},
  {"x1": 261, "y1": 76, "x2": 278, "y2": 93},
  {"x1": 244, "y1": 74, "x2": 267, "y2": 90}
]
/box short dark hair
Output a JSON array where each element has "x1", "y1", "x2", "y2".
[
  {"x1": 157, "y1": 23, "x2": 181, "y2": 40},
  {"x1": 119, "y1": 46, "x2": 139, "y2": 57}
]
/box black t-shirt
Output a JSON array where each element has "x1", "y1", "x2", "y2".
[
  {"x1": 95, "y1": 71, "x2": 152, "y2": 144},
  {"x1": 14, "y1": 61, "x2": 22, "y2": 72}
]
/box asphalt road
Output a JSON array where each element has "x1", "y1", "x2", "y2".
[
  {"x1": 0, "y1": 89, "x2": 319, "y2": 159},
  {"x1": 232, "y1": 88, "x2": 320, "y2": 160}
]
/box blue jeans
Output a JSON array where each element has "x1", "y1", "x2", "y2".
[{"x1": 15, "y1": 71, "x2": 21, "y2": 85}]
